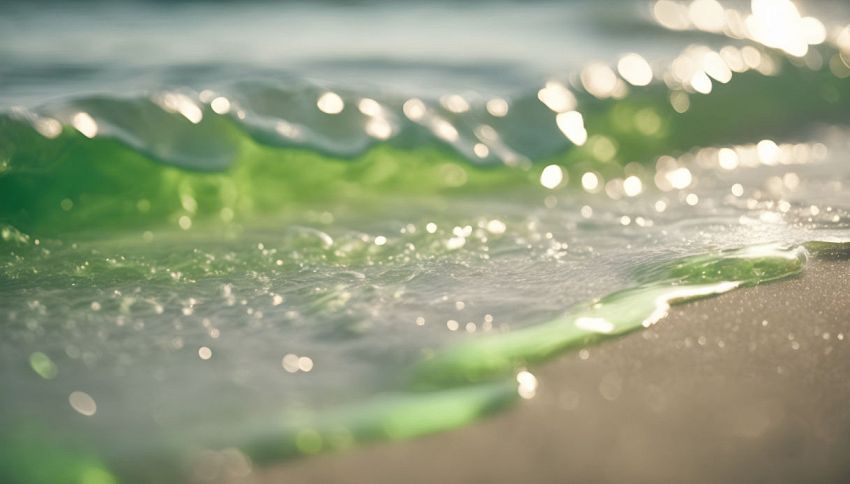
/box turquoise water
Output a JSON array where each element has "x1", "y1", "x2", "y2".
[{"x1": 2, "y1": 1, "x2": 850, "y2": 482}]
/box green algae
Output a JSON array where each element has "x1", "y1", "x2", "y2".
[{"x1": 4, "y1": 238, "x2": 838, "y2": 483}]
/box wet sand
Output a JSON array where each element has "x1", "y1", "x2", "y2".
[{"x1": 250, "y1": 259, "x2": 850, "y2": 484}]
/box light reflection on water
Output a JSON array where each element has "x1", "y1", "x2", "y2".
[{"x1": 1, "y1": 0, "x2": 850, "y2": 482}]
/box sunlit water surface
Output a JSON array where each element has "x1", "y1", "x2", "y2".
[{"x1": 2, "y1": 0, "x2": 850, "y2": 482}]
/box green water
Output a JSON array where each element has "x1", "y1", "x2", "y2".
[{"x1": 2, "y1": 1, "x2": 850, "y2": 482}]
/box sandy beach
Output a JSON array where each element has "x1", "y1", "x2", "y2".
[{"x1": 253, "y1": 258, "x2": 850, "y2": 484}]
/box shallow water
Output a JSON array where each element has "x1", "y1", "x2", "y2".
[{"x1": 2, "y1": 1, "x2": 850, "y2": 482}]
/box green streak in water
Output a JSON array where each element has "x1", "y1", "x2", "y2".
[
  {"x1": 412, "y1": 244, "x2": 808, "y2": 386},
  {"x1": 2, "y1": 49, "x2": 850, "y2": 236},
  {"x1": 2, "y1": 239, "x2": 847, "y2": 483},
  {"x1": 0, "y1": 426, "x2": 116, "y2": 484}
]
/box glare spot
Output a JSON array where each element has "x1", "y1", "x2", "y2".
[
  {"x1": 275, "y1": 120, "x2": 302, "y2": 139},
  {"x1": 402, "y1": 98, "x2": 426, "y2": 121},
  {"x1": 29, "y1": 352, "x2": 58, "y2": 380},
  {"x1": 653, "y1": 0, "x2": 690, "y2": 30},
  {"x1": 486, "y1": 98, "x2": 509, "y2": 117},
  {"x1": 374, "y1": 235, "x2": 387, "y2": 246},
  {"x1": 702, "y1": 51, "x2": 732, "y2": 83},
  {"x1": 473, "y1": 143, "x2": 490, "y2": 158},
  {"x1": 690, "y1": 71, "x2": 713, "y2": 94},
  {"x1": 665, "y1": 167, "x2": 693, "y2": 190},
  {"x1": 69, "y1": 391, "x2": 97, "y2": 416},
  {"x1": 297, "y1": 356, "x2": 314, "y2": 372},
  {"x1": 486, "y1": 219, "x2": 506, "y2": 235},
  {"x1": 426, "y1": 222, "x2": 438, "y2": 234},
  {"x1": 757, "y1": 139, "x2": 781, "y2": 165},
  {"x1": 447, "y1": 320, "x2": 460, "y2": 331},
  {"x1": 718, "y1": 148, "x2": 739, "y2": 170},
  {"x1": 720, "y1": 46, "x2": 747, "y2": 72},
  {"x1": 446, "y1": 237, "x2": 466, "y2": 250},
  {"x1": 747, "y1": 0, "x2": 811, "y2": 57},
  {"x1": 581, "y1": 172, "x2": 600, "y2": 192},
  {"x1": 801, "y1": 17, "x2": 827, "y2": 45},
  {"x1": 365, "y1": 117, "x2": 393, "y2": 140},
  {"x1": 581, "y1": 62, "x2": 619, "y2": 98},
  {"x1": 686, "y1": 193, "x2": 700, "y2": 205},
  {"x1": 358, "y1": 98, "x2": 382, "y2": 116},
  {"x1": 432, "y1": 119, "x2": 459, "y2": 142},
  {"x1": 516, "y1": 370, "x2": 539, "y2": 399},
  {"x1": 178, "y1": 216, "x2": 192, "y2": 230},
  {"x1": 688, "y1": 0, "x2": 725, "y2": 32},
  {"x1": 282, "y1": 355, "x2": 298, "y2": 372},
  {"x1": 440, "y1": 94, "x2": 469, "y2": 113},
  {"x1": 157, "y1": 93, "x2": 203, "y2": 124},
  {"x1": 34, "y1": 117, "x2": 62, "y2": 139},
  {"x1": 576, "y1": 317, "x2": 615, "y2": 334},
  {"x1": 537, "y1": 81, "x2": 576, "y2": 113},
  {"x1": 617, "y1": 53, "x2": 653, "y2": 86},
  {"x1": 623, "y1": 176, "x2": 643, "y2": 197},
  {"x1": 198, "y1": 346, "x2": 212, "y2": 360},
  {"x1": 317, "y1": 92, "x2": 344, "y2": 114},
  {"x1": 741, "y1": 46, "x2": 763, "y2": 69},
  {"x1": 540, "y1": 164, "x2": 565, "y2": 189},
  {"x1": 72, "y1": 112, "x2": 98, "y2": 138},
  {"x1": 210, "y1": 97, "x2": 231, "y2": 115},
  {"x1": 556, "y1": 111, "x2": 588, "y2": 146},
  {"x1": 670, "y1": 91, "x2": 690, "y2": 113}
]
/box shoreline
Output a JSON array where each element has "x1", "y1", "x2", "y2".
[{"x1": 253, "y1": 258, "x2": 850, "y2": 484}]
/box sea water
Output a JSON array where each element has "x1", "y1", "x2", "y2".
[{"x1": 1, "y1": 1, "x2": 850, "y2": 482}]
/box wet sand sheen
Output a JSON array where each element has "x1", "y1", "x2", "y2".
[{"x1": 257, "y1": 259, "x2": 850, "y2": 484}]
